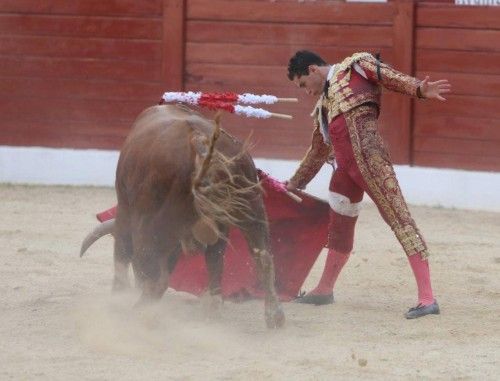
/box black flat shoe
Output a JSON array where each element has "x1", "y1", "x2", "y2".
[
  {"x1": 405, "y1": 300, "x2": 440, "y2": 319},
  {"x1": 294, "y1": 292, "x2": 334, "y2": 305}
]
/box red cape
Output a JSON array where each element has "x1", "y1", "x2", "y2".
[{"x1": 97, "y1": 180, "x2": 329, "y2": 302}]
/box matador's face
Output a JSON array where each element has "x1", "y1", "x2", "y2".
[{"x1": 293, "y1": 65, "x2": 326, "y2": 97}]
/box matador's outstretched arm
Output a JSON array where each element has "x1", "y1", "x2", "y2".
[{"x1": 357, "y1": 56, "x2": 451, "y2": 101}]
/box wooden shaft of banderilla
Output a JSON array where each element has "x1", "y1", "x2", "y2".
[
  {"x1": 270, "y1": 113, "x2": 293, "y2": 120},
  {"x1": 285, "y1": 191, "x2": 302, "y2": 203},
  {"x1": 276, "y1": 98, "x2": 298, "y2": 103}
]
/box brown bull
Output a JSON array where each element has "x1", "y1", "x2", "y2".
[{"x1": 81, "y1": 104, "x2": 285, "y2": 328}]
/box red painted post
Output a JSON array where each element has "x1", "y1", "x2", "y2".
[
  {"x1": 392, "y1": 0, "x2": 416, "y2": 164},
  {"x1": 162, "y1": 0, "x2": 186, "y2": 91}
]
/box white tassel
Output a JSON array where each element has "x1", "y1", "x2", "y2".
[
  {"x1": 234, "y1": 105, "x2": 272, "y2": 119},
  {"x1": 162, "y1": 91, "x2": 201, "y2": 105},
  {"x1": 237, "y1": 93, "x2": 278, "y2": 105}
]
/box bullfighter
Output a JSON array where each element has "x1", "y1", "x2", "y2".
[{"x1": 286, "y1": 50, "x2": 451, "y2": 319}]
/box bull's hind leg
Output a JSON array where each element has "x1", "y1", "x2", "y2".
[
  {"x1": 242, "y1": 216, "x2": 285, "y2": 329},
  {"x1": 201, "y1": 227, "x2": 228, "y2": 316},
  {"x1": 204, "y1": 225, "x2": 228, "y2": 296}
]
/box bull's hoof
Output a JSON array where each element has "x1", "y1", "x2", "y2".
[{"x1": 265, "y1": 305, "x2": 285, "y2": 329}]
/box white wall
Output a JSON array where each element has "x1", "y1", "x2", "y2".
[{"x1": 1, "y1": 146, "x2": 500, "y2": 212}]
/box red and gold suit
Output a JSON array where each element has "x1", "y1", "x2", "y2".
[{"x1": 289, "y1": 52, "x2": 429, "y2": 258}]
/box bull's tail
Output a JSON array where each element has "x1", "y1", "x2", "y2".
[{"x1": 190, "y1": 113, "x2": 261, "y2": 243}]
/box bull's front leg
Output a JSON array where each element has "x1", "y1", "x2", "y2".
[
  {"x1": 131, "y1": 228, "x2": 173, "y2": 305},
  {"x1": 243, "y1": 221, "x2": 285, "y2": 329},
  {"x1": 113, "y1": 219, "x2": 133, "y2": 292}
]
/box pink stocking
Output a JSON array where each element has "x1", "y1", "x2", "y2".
[
  {"x1": 311, "y1": 249, "x2": 350, "y2": 295},
  {"x1": 408, "y1": 253, "x2": 435, "y2": 306}
]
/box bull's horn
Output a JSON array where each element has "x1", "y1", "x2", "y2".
[{"x1": 80, "y1": 219, "x2": 115, "y2": 257}]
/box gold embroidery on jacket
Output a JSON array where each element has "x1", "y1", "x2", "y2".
[
  {"x1": 325, "y1": 54, "x2": 380, "y2": 122},
  {"x1": 324, "y1": 52, "x2": 421, "y2": 123},
  {"x1": 344, "y1": 105, "x2": 429, "y2": 258},
  {"x1": 289, "y1": 121, "x2": 331, "y2": 189},
  {"x1": 357, "y1": 55, "x2": 420, "y2": 97}
]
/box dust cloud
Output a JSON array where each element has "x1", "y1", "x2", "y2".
[{"x1": 1, "y1": 184, "x2": 499, "y2": 380}]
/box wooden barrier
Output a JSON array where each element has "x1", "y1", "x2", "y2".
[
  {"x1": 0, "y1": 0, "x2": 164, "y2": 149},
  {"x1": 184, "y1": 0, "x2": 403, "y2": 162},
  {"x1": 413, "y1": 1, "x2": 500, "y2": 171},
  {"x1": 0, "y1": 0, "x2": 498, "y2": 171}
]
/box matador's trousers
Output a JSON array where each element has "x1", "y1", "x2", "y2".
[{"x1": 327, "y1": 104, "x2": 429, "y2": 258}]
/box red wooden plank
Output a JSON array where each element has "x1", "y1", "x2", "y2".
[
  {"x1": 228, "y1": 127, "x2": 314, "y2": 147},
  {"x1": 0, "y1": 56, "x2": 161, "y2": 82},
  {"x1": 413, "y1": 152, "x2": 500, "y2": 172},
  {"x1": 415, "y1": 71, "x2": 500, "y2": 97},
  {"x1": 0, "y1": 77, "x2": 164, "y2": 102},
  {"x1": 186, "y1": 63, "x2": 291, "y2": 87},
  {"x1": 414, "y1": 136, "x2": 500, "y2": 157},
  {"x1": 187, "y1": 21, "x2": 393, "y2": 47},
  {"x1": 0, "y1": 0, "x2": 162, "y2": 16},
  {"x1": 0, "y1": 14, "x2": 162, "y2": 39},
  {"x1": 162, "y1": 0, "x2": 185, "y2": 90},
  {"x1": 0, "y1": 97, "x2": 151, "y2": 123},
  {"x1": 251, "y1": 146, "x2": 309, "y2": 161},
  {"x1": 0, "y1": 36, "x2": 162, "y2": 61},
  {"x1": 2, "y1": 119, "x2": 131, "y2": 135},
  {"x1": 416, "y1": 28, "x2": 500, "y2": 51},
  {"x1": 186, "y1": 42, "x2": 394, "y2": 66},
  {"x1": 416, "y1": 49, "x2": 500, "y2": 75},
  {"x1": 414, "y1": 95, "x2": 500, "y2": 119},
  {"x1": 0, "y1": 119, "x2": 131, "y2": 150},
  {"x1": 414, "y1": 115, "x2": 500, "y2": 140},
  {"x1": 0, "y1": 130, "x2": 126, "y2": 150},
  {"x1": 416, "y1": 3, "x2": 500, "y2": 29},
  {"x1": 187, "y1": 0, "x2": 395, "y2": 25}
]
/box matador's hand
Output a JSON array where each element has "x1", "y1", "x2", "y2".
[
  {"x1": 285, "y1": 180, "x2": 298, "y2": 191},
  {"x1": 419, "y1": 76, "x2": 451, "y2": 101}
]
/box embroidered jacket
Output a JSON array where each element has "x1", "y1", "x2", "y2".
[{"x1": 289, "y1": 52, "x2": 422, "y2": 189}]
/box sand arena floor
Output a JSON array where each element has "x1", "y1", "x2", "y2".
[{"x1": 0, "y1": 184, "x2": 499, "y2": 380}]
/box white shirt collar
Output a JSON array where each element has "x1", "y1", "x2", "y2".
[{"x1": 327, "y1": 64, "x2": 337, "y2": 81}]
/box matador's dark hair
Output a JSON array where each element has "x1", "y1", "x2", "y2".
[{"x1": 287, "y1": 50, "x2": 327, "y2": 81}]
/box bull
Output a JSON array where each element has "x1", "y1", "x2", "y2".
[{"x1": 80, "y1": 104, "x2": 285, "y2": 328}]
